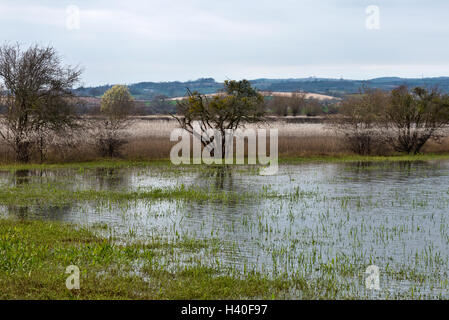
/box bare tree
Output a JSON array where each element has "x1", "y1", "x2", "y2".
[
  {"x1": 269, "y1": 96, "x2": 289, "y2": 116},
  {"x1": 383, "y1": 86, "x2": 449, "y2": 154},
  {"x1": 303, "y1": 98, "x2": 324, "y2": 117},
  {"x1": 332, "y1": 88, "x2": 387, "y2": 155},
  {"x1": 267, "y1": 92, "x2": 305, "y2": 117},
  {"x1": 0, "y1": 44, "x2": 82, "y2": 162},
  {"x1": 290, "y1": 91, "x2": 306, "y2": 116}
]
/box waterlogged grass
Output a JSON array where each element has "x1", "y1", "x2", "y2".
[
  {"x1": 279, "y1": 153, "x2": 449, "y2": 164},
  {"x1": 2, "y1": 218, "x2": 440, "y2": 299},
  {"x1": 0, "y1": 182, "x2": 286, "y2": 207},
  {"x1": 1, "y1": 158, "x2": 449, "y2": 299},
  {"x1": 1, "y1": 153, "x2": 449, "y2": 171},
  {"x1": 0, "y1": 159, "x2": 170, "y2": 171},
  {"x1": 0, "y1": 219, "x2": 347, "y2": 299}
]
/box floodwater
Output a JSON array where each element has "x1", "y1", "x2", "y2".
[{"x1": 1, "y1": 161, "x2": 449, "y2": 298}]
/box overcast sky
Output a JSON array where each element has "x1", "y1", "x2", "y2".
[{"x1": 1, "y1": 0, "x2": 449, "y2": 86}]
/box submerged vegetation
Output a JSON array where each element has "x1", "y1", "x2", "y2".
[
  {"x1": 0, "y1": 219, "x2": 290, "y2": 299},
  {"x1": 0, "y1": 182, "x2": 272, "y2": 207},
  {"x1": 1, "y1": 153, "x2": 449, "y2": 170}
]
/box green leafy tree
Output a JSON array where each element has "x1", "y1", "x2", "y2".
[
  {"x1": 101, "y1": 85, "x2": 134, "y2": 118},
  {"x1": 95, "y1": 85, "x2": 135, "y2": 157},
  {"x1": 174, "y1": 80, "x2": 265, "y2": 158}
]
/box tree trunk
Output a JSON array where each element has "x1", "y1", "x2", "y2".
[{"x1": 16, "y1": 140, "x2": 31, "y2": 163}]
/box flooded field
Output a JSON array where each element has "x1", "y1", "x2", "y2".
[{"x1": 1, "y1": 160, "x2": 449, "y2": 299}]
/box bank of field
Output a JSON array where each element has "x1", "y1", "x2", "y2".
[{"x1": 1, "y1": 157, "x2": 449, "y2": 299}]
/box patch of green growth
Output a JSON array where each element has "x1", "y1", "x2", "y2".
[
  {"x1": 0, "y1": 219, "x2": 304, "y2": 299},
  {"x1": 279, "y1": 153, "x2": 449, "y2": 164},
  {"x1": 1, "y1": 153, "x2": 449, "y2": 171},
  {"x1": 0, "y1": 219, "x2": 145, "y2": 299},
  {"x1": 0, "y1": 217, "x2": 442, "y2": 299},
  {"x1": 0, "y1": 159, "x2": 172, "y2": 172},
  {"x1": 0, "y1": 182, "x2": 268, "y2": 207}
]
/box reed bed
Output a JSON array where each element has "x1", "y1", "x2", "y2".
[{"x1": 0, "y1": 119, "x2": 449, "y2": 163}]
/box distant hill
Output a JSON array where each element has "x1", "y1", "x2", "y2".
[
  {"x1": 74, "y1": 78, "x2": 221, "y2": 100},
  {"x1": 74, "y1": 76, "x2": 449, "y2": 100}
]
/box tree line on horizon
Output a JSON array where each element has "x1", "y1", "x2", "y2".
[{"x1": 74, "y1": 76, "x2": 449, "y2": 100}]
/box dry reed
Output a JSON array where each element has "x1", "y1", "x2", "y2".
[{"x1": 1, "y1": 119, "x2": 449, "y2": 163}]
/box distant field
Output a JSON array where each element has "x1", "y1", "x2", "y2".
[
  {"x1": 77, "y1": 90, "x2": 338, "y2": 108},
  {"x1": 260, "y1": 91, "x2": 339, "y2": 100},
  {"x1": 169, "y1": 91, "x2": 339, "y2": 101}
]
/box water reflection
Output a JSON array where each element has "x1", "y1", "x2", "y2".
[
  {"x1": 14, "y1": 169, "x2": 32, "y2": 185},
  {"x1": 94, "y1": 168, "x2": 129, "y2": 190},
  {"x1": 337, "y1": 160, "x2": 446, "y2": 184},
  {"x1": 6, "y1": 205, "x2": 30, "y2": 220},
  {"x1": 5, "y1": 204, "x2": 73, "y2": 221},
  {"x1": 194, "y1": 166, "x2": 235, "y2": 191},
  {"x1": 1, "y1": 169, "x2": 75, "y2": 220}
]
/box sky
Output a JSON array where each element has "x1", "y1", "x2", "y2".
[{"x1": 1, "y1": 0, "x2": 449, "y2": 86}]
